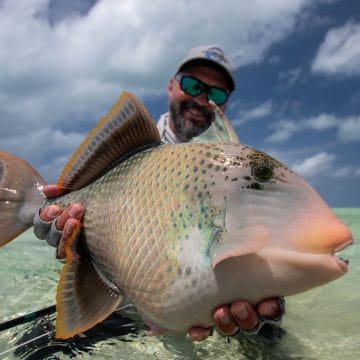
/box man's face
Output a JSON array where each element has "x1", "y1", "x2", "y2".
[{"x1": 167, "y1": 65, "x2": 230, "y2": 141}]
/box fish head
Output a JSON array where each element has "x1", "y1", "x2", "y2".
[{"x1": 208, "y1": 143, "x2": 353, "y2": 294}]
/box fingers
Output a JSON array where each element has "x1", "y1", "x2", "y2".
[
  {"x1": 42, "y1": 184, "x2": 67, "y2": 198},
  {"x1": 52, "y1": 204, "x2": 84, "y2": 259},
  {"x1": 230, "y1": 301, "x2": 259, "y2": 332},
  {"x1": 257, "y1": 298, "x2": 283, "y2": 321},
  {"x1": 213, "y1": 306, "x2": 239, "y2": 336},
  {"x1": 38, "y1": 203, "x2": 84, "y2": 232},
  {"x1": 191, "y1": 298, "x2": 276, "y2": 340},
  {"x1": 56, "y1": 218, "x2": 82, "y2": 259},
  {"x1": 53, "y1": 204, "x2": 84, "y2": 232},
  {"x1": 188, "y1": 327, "x2": 212, "y2": 341},
  {"x1": 33, "y1": 206, "x2": 61, "y2": 240},
  {"x1": 214, "y1": 301, "x2": 259, "y2": 336},
  {"x1": 39, "y1": 205, "x2": 62, "y2": 223},
  {"x1": 188, "y1": 306, "x2": 239, "y2": 341},
  {"x1": 213, "y1": 298, "x2": 284, "y2": 337},
  {"x1": 34, "y1": 184, "x2": 85, "y2": 260},
  {"x1": 35, "y1": 202, "x2": 84, "y2": 256},
  {"x1": 34, "y1": 184, "x2": 67, "y2": 241}
]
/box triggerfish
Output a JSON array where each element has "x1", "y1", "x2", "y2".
[{"x1": 0, "y1": 92, "x2": 353, "y2": 339}]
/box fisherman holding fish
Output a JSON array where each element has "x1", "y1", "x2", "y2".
[{"x1": 33, "y1": 45, "x2": 285, "y2": 341}]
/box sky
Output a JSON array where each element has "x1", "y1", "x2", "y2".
[{"x1": 0, "y1": 0, "x2": 359, "y2": 207}]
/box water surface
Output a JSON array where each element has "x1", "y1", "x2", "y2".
[{"x1": 0, "y1": 208, "x2": 359, "y2": 359}]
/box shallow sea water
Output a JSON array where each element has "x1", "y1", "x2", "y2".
[{"x1": 0, "y1": 208, "x2": 359, "y2": 359}]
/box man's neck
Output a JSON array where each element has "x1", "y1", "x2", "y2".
[{"x1": 157, "y1": 112, "x2": 187, "y2": 145}]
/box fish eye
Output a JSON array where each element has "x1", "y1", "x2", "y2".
[{"x1": 251, "y1": 163, "x2": 274, "y2": 183}]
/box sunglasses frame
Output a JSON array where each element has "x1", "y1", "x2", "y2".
[{"x1": 175, "y1": 74, "x2": 230, "y2": 106}]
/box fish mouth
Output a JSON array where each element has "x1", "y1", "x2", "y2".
[{"x1": 333, "y1": 239, "x2": 353, "y2": 271}]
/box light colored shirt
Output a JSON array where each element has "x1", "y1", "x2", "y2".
[{"x1": 157, "y1": 112, "x2": 185, "y2": 145}]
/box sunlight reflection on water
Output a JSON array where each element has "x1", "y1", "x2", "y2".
[{"x1": 0, "y1": 209, "x2": 359, "y2": 359}]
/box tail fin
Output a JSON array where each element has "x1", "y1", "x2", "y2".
[{"x1": 0, "y1": 151, "x2": 46, "y2": 247}]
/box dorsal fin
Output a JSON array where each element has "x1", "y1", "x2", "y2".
[{"x1": 57, "y1": 92, "x2": 161, "y2": 190}]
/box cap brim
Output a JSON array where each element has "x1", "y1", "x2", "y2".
[{"x1": 178, "y1": 59, "x2": 235, "y2": 92}]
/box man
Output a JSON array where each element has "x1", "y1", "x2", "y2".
[{"x1": 34, "y1": 45, "x2": 284, "y2": 341}]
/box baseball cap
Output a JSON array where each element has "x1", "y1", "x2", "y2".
[{"x1": 177, "y1": 45, "x2": 236, "y2": 92}]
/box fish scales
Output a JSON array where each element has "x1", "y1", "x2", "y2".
[
  {"x1": 0, "y1": 92, "x2": 352, "y2": 337},
  {"x1": 46, "y1": 142, "x2": 228, "y2": 327},
  {"x1": 36, "y1": 139, "x2": 351, "y2": 332}
]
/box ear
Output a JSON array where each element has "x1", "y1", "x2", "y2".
[{"x1": 167, "y1": 77, "x2": 176, "y2": 97}]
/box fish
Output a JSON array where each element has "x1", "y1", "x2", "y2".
[{"x1": 0, "y1": 92, "x2": 353, "y2": 339}]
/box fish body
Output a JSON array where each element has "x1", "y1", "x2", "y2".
[{"x1": 0, "y1": 93, "x2": 353, "y2": 338}]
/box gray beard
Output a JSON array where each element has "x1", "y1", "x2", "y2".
[{"x1": 168, "y1": 99, "x2": 215, "y2": 141}]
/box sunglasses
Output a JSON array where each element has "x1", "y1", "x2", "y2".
[{"x1": 175, "y1": 74, "x2": 230, "y2": 106}]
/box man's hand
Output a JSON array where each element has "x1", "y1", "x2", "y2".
[
  {"x1": 188, "y1": 299, "x2": 284, "y2": 341},
  {"x1": 34, "y1": 185, "x2": 84, "y2": 258},
  {"x1": 35, "y1": 185, "x2": 284, "y2": 340}
]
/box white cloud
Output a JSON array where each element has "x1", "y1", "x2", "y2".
[
  {"x1": 304, "y1": 113, "x2": 338, "y2": 130},
  {"x1": 232, "y1": 101, "x2": 273, "y2": 125},
  {"x1": 0, "y1": 0, "x2": 347, "y2": 184},
  {"x1": 332, "y1": 165, "x2": 360, "y2": 179},
  {"x1": 337, "y1": 117, "x2": 360, "y2": 143},
  {"x1": 278, "y1": 67, "x2": 303, "y2": 87},
  {"x1": 265, "y1": 114, "x2": 360, "y2": 144},
  {"x1": 292, "y1": 152, "x2": 336, "y2": 178},
  {"x1": 1, "y1": 128, "x2": 84, "y2": 181},
  {"x1": 1, "y1": 128, "x2": 84, "y2": 159},
  {"x1": 264, "y1": 147, "x2": 359, "y2": 181},
  {"x1": 312, "y1": 21, "x2": 360, "y2": 76},
  {"x1": 0, "y1": 0, "x2": 322, "y2": 135},
  {"x1": 265, "y1": 119, "x2": 301, "y2": 143}
]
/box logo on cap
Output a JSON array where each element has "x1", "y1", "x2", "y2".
[{"x1": 202, "y1": 47, "x2": 229, "y2": 65}]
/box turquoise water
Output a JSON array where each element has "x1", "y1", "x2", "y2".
[{"x1": 0, "y1": 209, "x2": 359, "y2": 359}]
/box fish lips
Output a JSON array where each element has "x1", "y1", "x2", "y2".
[{"x1": 333, "y1": 239, "x2": 354, "y2": 272}]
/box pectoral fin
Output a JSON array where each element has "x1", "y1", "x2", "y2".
[
  {"x1": 209, "y1": 226, "x2": 270, "y2": 269},
  {"x1": 55, "y1": 228, "x2": 123, "y2": 339}
]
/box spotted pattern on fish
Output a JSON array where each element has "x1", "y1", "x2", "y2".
[
  {"x1": 0, "y1": 93, "x2": 352, "y2": 337},
  {"x1": 44, "y1": 141, "x2": 292, "y2": 327}
]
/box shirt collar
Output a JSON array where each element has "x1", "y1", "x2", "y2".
[{"x1": 157, "y1": 112, "x2": 186, "y2": 144}]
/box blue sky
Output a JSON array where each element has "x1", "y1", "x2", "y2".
[{"x1": 0, "y1": 0, "x2": 359, "y2": 207}]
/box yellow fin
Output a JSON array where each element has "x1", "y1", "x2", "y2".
[
  {"x1": 57, "y1": 92, "x2": 160, "y2": 190},
  {"x1": 194, "y1": 101, "x2": 240, "y2": 144},
  {"x1": 55, "y1": 227, "x2": 123, "y2": 339}
]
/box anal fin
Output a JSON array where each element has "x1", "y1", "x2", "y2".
[{"x1": 55, "y1": 227, "x2": 123, "y2": 339}]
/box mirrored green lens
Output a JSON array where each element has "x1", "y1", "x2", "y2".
[
  {"x1": 207, "y1": 88, "x2": 228, "y2": 105},
  {"x1": 178, "y1": 75, "x2": 229, "y2": 106},
  {"x1": 181, "y1": 77, "x2": 203, "y2": 96}
]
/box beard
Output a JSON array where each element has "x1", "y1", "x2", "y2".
[{"x1": 168, "y1": 98, "x2": 215, "y2": 141}]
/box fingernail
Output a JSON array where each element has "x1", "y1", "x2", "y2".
[
  {"x1": 261, "y1": 303, "x2": 279, "y2": 319},
  {"x1": 47, "y1": 207, "x2": 60, "y2": 218},
  {"x1": 69, "y1": 206, "x2": 82, "y2": 218},
  {"x1": 66, "y1": 222, "x2": 76, "y2": 235},
  {"x1": 218, "y1": 309, "x2": 231, "y2": 326},
  {"x1": 234, "y1": 305, "x2": 248, "y2": 321},
  {"x1": 188, "y1": 328, "x2": 208, "y2": 342}
]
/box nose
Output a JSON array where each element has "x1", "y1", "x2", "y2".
[{"x1": 193, "y1": 91, "x2": 210, "y2": 107}]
